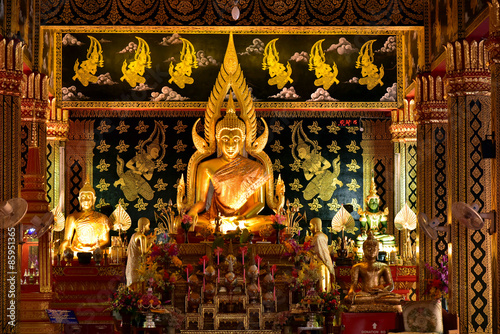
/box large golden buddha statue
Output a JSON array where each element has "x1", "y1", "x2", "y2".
[
  {"x1": 345, "y1": 231, "x2": 403, "y2": 312},
  {"x1": 60, "y1": 181, "x2": 111, "y2": 253},
  {"x1": 177, "y1": 33, "x2": 284, "y2": 233},
  {"x1": 356, "y1": 177, "x2": 395, "y2": 251}
]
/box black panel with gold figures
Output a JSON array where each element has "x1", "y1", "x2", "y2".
[{"x1": 60, "y1": 32, "x2": 399, "y2": 106}]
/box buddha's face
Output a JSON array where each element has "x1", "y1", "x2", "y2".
[
  {"x1": 218, "y1": 129, "x2": 243, "y2": 159},
  {"x1": 79, "y1": 191, "x2": 95, "y2": 211},
  {"x1": 368, "y1": 198, "x2": 379, "y2": 211},
  {"x1": 363, "y1": 242, "x2": 379, "y2": 259}
]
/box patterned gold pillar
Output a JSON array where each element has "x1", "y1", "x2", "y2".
[
  {"x1": 446, "y1": 39, "x2": 493, "y2": 334},
  {"x1": 0, "y1": 36, "x2": 24, "y2": 334},
  {"x1": 414, "y1": 73, "x2": 448, "y2": 302},
  {"x1": 65, "y1": 120, "x2": 95, "y2": 215},
  {"x1": 485, "y1": 4, "x2": 500, "y2": 333},
  {"x1": 390, "y1": 100, "x2": 418, "y2": 300},
  {"x1": 360, "y1": 119, "x2": 395, "y2": 235}
]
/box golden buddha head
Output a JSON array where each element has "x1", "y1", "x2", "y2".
[
  {"x1": 309, "y1": 217, "x2": 322, "y2": 234},
  {"x1": 137, "y1": 217, "x2": 150, "y2": 232},
  {"x1": 216, "y1": 96, "x2": 246, "y2": 158},
  {"x1": 79, "y1": 181, "x2": 96, "y2": 210}
]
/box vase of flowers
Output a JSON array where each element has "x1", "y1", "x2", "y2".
[
  {"x1": 424, "y1": 254, "x2": 449, "y2": 310},
  {"x1": 180, "y1": 215, "x2": 192, "y2": 243},
  {"x1": 319, "y1": 286, "x2": 346, "y2": 332},
  {"x1": 107, "y1": 284, "x2": 141, "y2": 334},
  {"x1": 271, "y1": 213, "x2": 286, "y2": 244},
  {"x1": 274, "y1": 311, "x2": 293, "y2": 333}
]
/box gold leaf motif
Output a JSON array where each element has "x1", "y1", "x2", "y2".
[
  {"x1": 156, "y1": 161, "x2": 168, "y2": 172},
  {"x1": 154, "y1": 198, "x2": 168, "y2": 211},
  {"x1": 347, "y1": 126, "x2": 359, "y2": 134},
  {"x1": 327, "y1": 121, "x2": 340, "y2": 134},
  {"x1": 134, "y1": 198, "x2": 148, "y2": 211},
  {"x1": 346, "y1": 140, "x2": 360, "y2": 153},
  {"x1": 96, "y1": 159, "x2": 110, "y2": 172},
  {"x1": 327, "y1": 140, "x2": 341, "y2": 153},
  {"x1": 173, "y1": 139, "x2": 187, "y2": 153},
  {"x1": 307, "y1": 121, "x2": 322, "y2": 134},
  {"x1": 115, "y1": 140, "x2": 129, "y2": 153},
  {"x1": 273, "y1": 159, "x2": 284, "y2": 172},
  {"x1": 96, "y1": 178, "x2": 110, "y2": 192},
  {"x1": 174, "y1": 120, "x2": 187, "y2": 133},
  {"x1": 96, "y1": 140, "x2": 110, "y2": 153},
  {"x1": 97, "y1": 120, "x2": 111, "y2": 134},
  {"x1": 291, "y1": 198, "x2": 303, "y2": 209},
  {"x1": 347, "y1": 159, "x2": 360, "y2": 172},
  {"x1": 117, "y1": 199, "x2": 129, "y2": 210},
  {"x1": 350, "y1": 198, "x2": 360, "y2": 211},
  {"x1": 154, "y1": 179, "x2": 168, "y2": 191},
  {"x1": 135, "y1": 121, "x2": 149, "y2": 134},
  {"x1": 346, "y1": 179, "x2": 360, "y2": 192},
  {"x1": 174, "y1": 158, "x2": 187, "y2": 172},
  {"x1": 270, "y1": 121, "x2": 284, "y2": 134},
  {"x1": 95, "y1": 198, "x2": 109, "y2": 209},
  {"x1": 327, "y1": 198, "x2": 341, "y2": 211},
  {"x1": 270, "y1": 140, "x2": 284, "y2": 153},
  {"x1": 289, "y1": 159, "x2": 302, "y2": 172},
  {"x1": 116, "y1": 120, "x2": 130, "y2": 134},
  {"x1": 289, "y1": 179, "x2": 303, "y2": 191},
  {"x1": 308, "y1": 198, "x2": 322, "y2": 212}
]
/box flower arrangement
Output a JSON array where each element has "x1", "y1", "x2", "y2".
[
  {"x1": 318, "y1": 285, "x2": 346, "y2": 315},
  {"x1": 271, "y1": 213, "x2": 287, "y2": 231},
  {"x1": 138, "y1": 288, "x2": 162, "y2": 310},
  {"x1": 163, "y1": 308, "x2": 185, "y2": 329},
  {"x1": 300, "y1": 288, "x2": 322, "y2": 306},
  {"x1": 108, "y1": 284, "x2": 141, "y2": 314},
  {"x1": 138, "y1": 241, "x2": 182, "y2": 292},
  {"x1": 180, "y1": 214, "x2": 192, "y2": 233},
  {"x1": 297, "y1": 259, "x2": 323, "y2": 291},
  {"x1": 283, "y1": 239, "x2": 313, "y2": 263},
  {"x1": 424, "y1": 255, "x2": 449, "y2": 300}
]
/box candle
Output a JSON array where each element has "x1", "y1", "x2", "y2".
[{"x1": 203, "y1": 259, "x2": 206, "y2": 292}]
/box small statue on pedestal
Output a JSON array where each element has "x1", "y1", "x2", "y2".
[
  {"x1": 345, "y1": 231, "x2": 403, "y2": 312},
  {"x1": 126, "y1": 217, "x2": 151, "y2": 288}
]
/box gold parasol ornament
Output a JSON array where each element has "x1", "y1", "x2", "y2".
[
  {"x1": 330, "y1": 205, "x2": 355, "y2": 234},
  {"x1": 110, "y1": 203, "x2": 132, "y2": 235},
  {"x1": 394, "y1": 203, "x2": 417, "y2": 231}
]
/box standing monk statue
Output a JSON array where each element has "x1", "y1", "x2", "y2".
[
  {"x1": 309, "y1": 217, "x2": 335, "y2": 291},
  {"x1": 345, "y1": 231, "x2": 403, "y2": 312},
  {"x1": 126, "y1": 217, "x2": 151, "y2": 288},
  {"x1": 60, "y1": 181, "x2": 111, "y2": 253}
]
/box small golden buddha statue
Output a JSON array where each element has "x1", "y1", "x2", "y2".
[
  {"x1": 60, "y1": 181, "x2": 111, "y2": 253},
  {"x1": 126, "y1": 217, "x2": 151, "y2": 288},
  {"x1": 345, "y1": 231, "x2": 403, "y2": 312},
  {"x1": 356, "y1": 177, "x2": 395, "y2": 251}
]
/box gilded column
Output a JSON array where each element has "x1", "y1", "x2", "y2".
[
  {"x1": 0, "y1": 37, "x2": 24, "y2": 334},
  {"x1": 414, "y1": 73, "x2": 448, "y2": 302},
  {"x1": 390, "y1": 100, "x2": 418, "y2": 300},
  {"x1": 65, "y1": 120, "x2": 95, "y2": 215},
  {"x1": 360, "y1": 119, "x2": 395, "y2": 236},
  {"x1": 446, "y1": 39, "x2": 493, "y2": 334},
  {"x1": 20, "y1": 73, "x2": 51, "y2": 294},
  {"x1": 485, "y1": 2, "x2": 500, "y2": 333}
]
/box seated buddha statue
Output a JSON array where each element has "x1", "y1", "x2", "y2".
[
  {"x1": 356, "y1": 177, "x2": 395, "y2": 251},
  {"x1": 178, "y1": 34, "x2": 284, "y2": 233},
  {"x1": 60, "y1": 181, "x2": 111, "y2": 253},
  {"x1": 186, "y1": 96, "x2": 283, "y2": 232},
  {"x1": 345, "y1": 231, "x2": 403, "y2": 312}
]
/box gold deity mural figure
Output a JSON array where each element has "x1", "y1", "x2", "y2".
[
  {"x1": 121, "y1": 37, "x2": 152, "y2": 87},
  {"x1": 72, "y1": 35, "x2": 103, "y2": 86},
  {"x1": 355, "y1": 176, "x2": 395, "y2": 250},
  {"x1": 345, "y1": 231, "x2": 403, "y2": 312},
  {"x1": 114, "y1": 121, "x2": 166, "y2": 201},
  {"x1": 355, "y1": 40, "x2": 384, "y2": 90},
  {"x1": 169, "y1": 38, "x2": 198, "y2": 89},
  {"x1": 309, "y1": 39, "x2": 339, "y2": 91},
  {"x1": 291, "y1": 121, "x2": 343, "y2": 201},
  {"x1": 177, "y1": 33, "x2": 285, "y2": 233},
  {"x1": 262, "y1": 38, "x2": 293, "y2": 89},
  {"x1": 60, "y1": 181, "x2": 111, "y2": 253}
]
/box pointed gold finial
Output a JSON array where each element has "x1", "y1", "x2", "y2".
[{"x1": 224, "y1": 33, "x2": 238, "y2": 75}]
